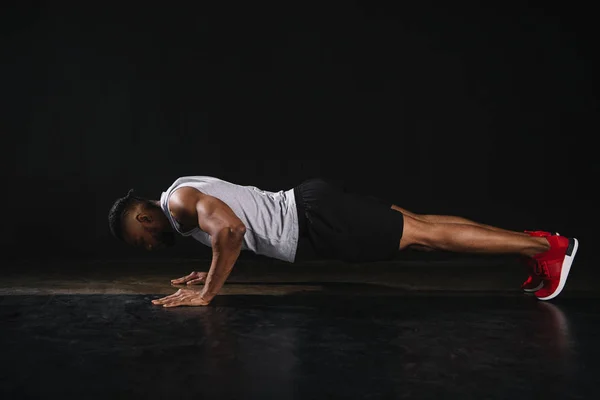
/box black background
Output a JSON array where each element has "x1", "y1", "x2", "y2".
[{"x1": 1, "y1": 2, "x2": 597, "y2": 263}]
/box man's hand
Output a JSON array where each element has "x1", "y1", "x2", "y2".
[
  {"x1": 151, "y1": 288, "x2": 211, "y2": 307},
  {"x1": 170, "y1": 271, "x2": 208, "y2": 285}
]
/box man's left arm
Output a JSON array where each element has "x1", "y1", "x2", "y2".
[
  {"x1": 151, "y1": 190, "x2": 246, "y2": 308},
  {"x1": 198, "y1": 210, "x2": 246, "y2": 302}
]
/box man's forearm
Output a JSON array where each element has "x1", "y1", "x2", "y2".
[{"x1": 200, "y1": 227, "x2": 244, "y2": 301}]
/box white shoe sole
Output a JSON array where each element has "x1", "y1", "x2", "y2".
[{"x1": 537, "y1": 238, "x2": 578, "y2": 301}]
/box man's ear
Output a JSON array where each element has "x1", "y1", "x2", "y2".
[{"x1": 136, "y1": 213, "x2": 152, "y2": 224}]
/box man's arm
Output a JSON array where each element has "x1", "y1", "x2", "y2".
[
  {"x1": 195, "y1": 196, "x2": 246, "y2": 302},
  {"x1": 168, "y1": 186, "x2": 246, "y2": 302}
]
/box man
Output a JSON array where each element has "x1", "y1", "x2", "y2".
[{"x1": 108, "y1": 176, "x2": 578, "y2": 307}]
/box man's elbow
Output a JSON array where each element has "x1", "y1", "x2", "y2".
[
  {"x1": 212, "y1": 225, "x2": 245, "y2": 251},
  {"x1": 231, "y1": 224, "x2": 246, "y2": 240},
  {"x1": 226, "y1": 223, "x2": 246, "y2": 246}
]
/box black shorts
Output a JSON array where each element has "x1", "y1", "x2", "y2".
[{"x1": 293, "y1": 178, "x2": 404, "y2": 263}]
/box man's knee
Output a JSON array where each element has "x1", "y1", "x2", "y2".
[{"x1": 399, "y1": 214, "x2": 435, "y2": 250}]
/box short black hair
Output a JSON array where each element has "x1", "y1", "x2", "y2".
[{"x1": 108, "y1": 189, "x2": 147, "y2": 241}]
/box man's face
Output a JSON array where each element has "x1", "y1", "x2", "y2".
[{"x1": 122, "y1": 204, "x2": 176, "y2": 251}]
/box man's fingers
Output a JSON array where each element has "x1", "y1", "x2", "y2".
[
  {"x1": 171, "y1": 271, "x2": 203, "y2": 285},
  {"x1": 153, "y1": 297, "x2": 182, "y2": 306},
  {"x1": 163, "y1": 301, "x2": 184, "y2": 308},
  {"x1": 162, "y1": 295, "x2": 193, "y2": 308},
  {"x1": 170, "y1": 276, "x2": 192, "y2": 284},
  {"x1": 186, "y1": 276, "x2": 206, "y2": 285},
  {"x1": 152, "y1": 289, "x2": 209, "y2": 307},
  {"x1": 163, "y1": 297, "x2": 209, "y2": 307},
  {"x1": 151, "y1": 289, "x2": 183, "y2": 304},
  {"x1": 171, "y1": 277, "x2": 192, "y2": 284},
  {"x1": 152, "y1": 297, "x2": 172, "y2": 305}
]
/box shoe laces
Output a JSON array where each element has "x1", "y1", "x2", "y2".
[{"x1": 533, "y1": 260, "x2": 550, "y2": 278}]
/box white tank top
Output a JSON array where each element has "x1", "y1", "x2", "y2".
[{"x1": 159, "y1": 176, "x2": 299, "y2": 263}]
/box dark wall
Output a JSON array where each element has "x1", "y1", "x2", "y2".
[{"x1": 2, "y1": 2, "x2": 597, "y2": 262}]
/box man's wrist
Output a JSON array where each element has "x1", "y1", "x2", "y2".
[{"x1": 200, "y1": 287, "x2": 216, "y2": 301}]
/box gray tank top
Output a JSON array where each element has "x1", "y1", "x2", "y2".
[{"x1": 159, "y1": 176, "x2": 299, "y2": 263}]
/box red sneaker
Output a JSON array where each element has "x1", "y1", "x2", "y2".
[
  {"x1": 521, "y1": 231, "x2": 555, "y2": 293},
  {"x1": 533, "y1": 235, "x2": 579, "y2": 301}
]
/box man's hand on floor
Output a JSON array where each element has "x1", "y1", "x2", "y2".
[
  {"x1": 170, "y1": 271, "x2": 207, "y2": 285},
  {"x1": 152, "y1": 288, "x2": 211, "y2": 307}
]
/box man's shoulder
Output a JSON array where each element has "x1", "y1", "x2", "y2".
[
  {"x1": 167, "y1": 186, "x2": 203, "y2": 227},
  {"x1": 169, "y1": 185, "x2": 201, "y2": 203}
]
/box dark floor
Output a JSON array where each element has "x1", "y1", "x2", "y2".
[{"x1": 1, "y1": 258, "x2": 599, "y2": 399}]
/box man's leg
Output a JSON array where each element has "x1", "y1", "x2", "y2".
[
  {"x1": 391, "y1": 206, "x2": 559, "y2": 291},
  {"x1": 392, "y1": 206, "x2": 578, "y2": 300},
  {"x1": 393, "y1": 207, "x2": 549, "y2": 256},
  {"x1": 391, "y1": 205, "x2": 522, "y2": 235}
]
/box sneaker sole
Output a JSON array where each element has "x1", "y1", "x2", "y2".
[{"x1": 537, "y1": 238, "x2": 578, "y2": 301}]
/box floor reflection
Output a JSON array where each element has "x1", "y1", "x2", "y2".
[{"x1": 0, "y1": 293, "x2": 598, "y2": 399}]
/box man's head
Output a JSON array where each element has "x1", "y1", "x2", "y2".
[{"x1": 108, "y1": 189, "x2": 176, "y2": 251}]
